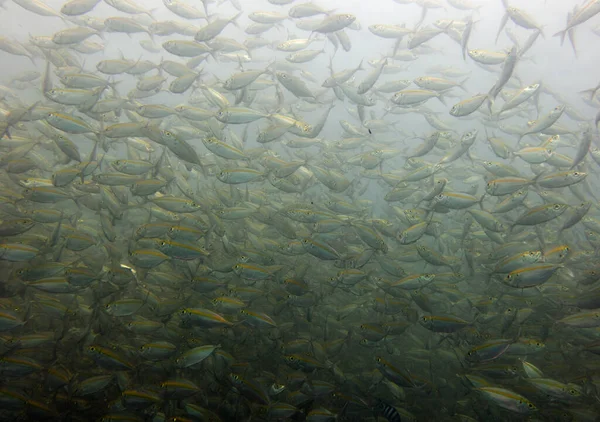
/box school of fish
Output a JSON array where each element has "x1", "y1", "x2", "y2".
[{"x1": 1, "y1": 0, "x2": 600, "y2": 420}]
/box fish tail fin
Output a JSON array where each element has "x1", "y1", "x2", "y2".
[
  {"x1": 230, "y1": 11, "x2": 243, "y2": 29},
  {"x1": 436, "y1": 94, "x2": 447, "y2": 106},
  {"x1": 478, "y1": 193, "x2": 486, "y2": 210},
  {"x1": 485, "y1": 94, "x2": 494, "y2": 115},
  {"x1": 515, "y1": 133, "x2": 525, "y2": 148},
  {"x1": 579, "y1": 87, "x2": 599, "y2": 101},
  {"x1": 393, "y1": 37, "x2": 402, "y2": 56},
  {"x1": 459, "y1": 76, "x2": 469, "y2": 92},
  {"x1": 553, "y1": 29, "x2": 567, "y2": 45}
]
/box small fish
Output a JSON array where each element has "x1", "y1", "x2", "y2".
[
  {"x1": 176, "y1": 344, "x2": 220, "y2": 368},
  {"x1": 477, "y1": 387, "x2": 537, "y2": 414}
]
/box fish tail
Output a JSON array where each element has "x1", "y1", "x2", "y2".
[
  {"x1": 553, "y1": 29, "x2": 567, "y2": 45},
  {"x1": 485, "y1": 94, "x2": 494, "y2": 115},
  {"x1": 393, "y1": 38, "x2": 402, "y2": 57},
  {"x1": 459, "y1": 76, "x2": 469, "y2": 92},
  {"x1": 436, "y1": 93, "x2": 447, "y2": 106},
  {"x1": 579, "y1": 87, "x2": 599, "y2": 101}
]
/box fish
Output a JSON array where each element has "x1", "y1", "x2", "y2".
[
  {"x1": 312, "y1": 14, "x2": 357, "y2": 33},
  {"x1": 476, "y1": 387, "x2": 537, "y2": 414},
  {"x1": 449, "y1": 93, "x2": 487, "y2": 116},
  {"x1": 554, "y1": 0, "x2": 600, "y2": 45},
  {"x1": 487, "y1": 45, "x2": 519, "y2": 109},
  {"x1": 60, "y1": 0, "x2": 101, "y2": 16},
  {"x1": 518, "y1": 105, "x2": 566, "y2": 144},
  {"x1": 498, "y1": 83, "x2": 540, "y2": 115},
  {"x1": 0, "y1": 1, "x2": 597, "y2": 421},
  {"x1": 570, "y1": 126, "x2": 595, "y2": 169}
]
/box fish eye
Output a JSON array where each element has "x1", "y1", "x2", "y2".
[
  {"x1": 554, "y1": 204, "x2": 561, "y2": 210},
  {"x1": 89, "y1": 346, "x2": 96, "y2": 352},
  {"x1": 528, "y1": 403, "x2": 534, "y2": 408}
]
